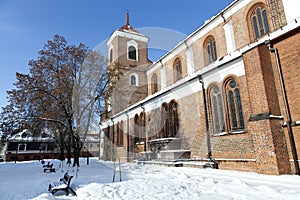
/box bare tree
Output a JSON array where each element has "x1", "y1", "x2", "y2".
[{"x1": 0, "y1": 35, "x2": 110, "y2": 167}]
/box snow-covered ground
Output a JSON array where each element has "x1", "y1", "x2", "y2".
[{"x1": 0, "y1": 158, "x2": 300, "y2": 200}]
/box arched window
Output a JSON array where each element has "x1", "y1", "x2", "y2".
[
  {"x1": 205, "y1": 36, "x2": 217, "y2": 64},
  {"x1": 161, "y1": 103, "x2": 168, "y2": 138},
  {"x1": 249, "y1": 4, "x2": 270, "y2": 40},
  {"x1": 225, "y1": 79, "x2": 244, "y2": 131},
  {"x1": 169, "y1": 101, "x2": 179, "y2": 137},
  {"x1": 130, "y1": 74, "x2": 138, "y2": 86},
  {"x1": 128, "y1": 46, "x2": 137, "y2": 60},
  {"x1": 208, "y1": 84, "x2": 225, "y2": 134},
  {"x1": 109, "y1": 49, "x2": 113, "y2": 64},
  {"x1": 173, "y1": 58, "x2": 182, "y2": 82},
  {"x1": 151, "y1": 73, "x2": 158, "y2": 94}
]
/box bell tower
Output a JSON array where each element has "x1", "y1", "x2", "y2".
[
  {"x1": 105, "y1": 13, "x2": 152, "y2": 117},
  {"x1": 107, "y1": 12, "x2": 151, "y2": 67}
]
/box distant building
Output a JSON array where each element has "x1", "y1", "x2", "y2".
[
  {"x1": 100, "y1": 0, "x2": 300, "y2": 175},
  {"x1": 4, "y1": 129, "x2": 100, "y2": 162},
  {"x1": 5, "y1": 129, "x2": 58, "y2": 161},
  {"x1": 82, "y1": 132, "x2": 100, "y2": 158}
]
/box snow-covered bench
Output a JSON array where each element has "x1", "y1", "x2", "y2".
[
  {"x1": 43, "y1": 163, "x2": 55, "y2": 173},
  {"x1": 48, "y1": 172, "x2": 76, "y2": 196}
]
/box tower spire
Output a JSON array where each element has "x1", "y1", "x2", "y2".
[{"x1": 126, "y1": 11, "x2": 130, "y2": 25}]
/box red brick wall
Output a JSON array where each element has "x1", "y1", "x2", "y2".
[{"x1": 243, "y1": 44, "x2": 292, "y2": 174}]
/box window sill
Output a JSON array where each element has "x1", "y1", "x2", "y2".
[
  {"x1": 212, "y1": 130, "x2": 246, "y2": 137},
  {"x1": 212, "y1": 132, "x2": 227, "y2": 137},
  {"x1": 128, "y1": 58, "x2": 137, "y2": 62},
  {"x1": 230, "y1": 130, "x2": 246, "y2": 134}
]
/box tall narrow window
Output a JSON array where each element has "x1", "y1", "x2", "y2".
[
  {"x1": 151, "y1": 73, "x2": 158, "y2": 94},
  {"x1": 173, "y1": 58, "x2": 182, "y2": 82},
  {"x1": 209, "y1": 85, "x2": 225, "y2": 134},
  {"x1": 251, "y1": 6, "x2": 270, "y2": 39},
  {"x1": 128, "y1": 46, "x2": 137, "y2": 60},
  {"x1": 134, "y1": 115, "x2": 140, "y2": 144},
  {"x1": 160, "y1": 103, "x2": 169, "y2": 138},
  {"x1": 205, "y1": 37, "x2": 217, "y2": 64},
  {"x1": 225, "y1": 79, "x2": 244, "y2": 131},
  {"x1": 169, "y1": 101, "x2": 179, "y2": 137}
]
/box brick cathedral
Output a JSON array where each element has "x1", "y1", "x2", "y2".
[{"x1": 100, "y1": 0, "x2": 300, "y2": 175}]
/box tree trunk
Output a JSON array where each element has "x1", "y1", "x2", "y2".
[
  {"x1": 73, "y1": 147, "x2": 80, "y2": 167},
  {"x1": 59, "y1": 132, "x2": 65, "y2": 161}
]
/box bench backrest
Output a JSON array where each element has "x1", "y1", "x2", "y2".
[{"x1": 63, "y1": 173, "x2": 73, "y2": 187}]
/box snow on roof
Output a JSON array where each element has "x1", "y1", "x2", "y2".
[{"x1": 8, "y1": 129, "x2": 53, "y2": 141}]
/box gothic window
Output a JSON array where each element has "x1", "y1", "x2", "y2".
[
  {"x1": 250, "y1": 4, "x2": 270, "y2": 40},
  {"x1": 169, "y1": 101, "x2": 179, "y2": 137},
  {"x1": 205, "y1": 36, "x2": 217, "y2": 64},
  {"x1": 128, "y1": 46, "x2": 137, "y2": 60},
  {"x1": 160, "y1": 103, "x2": 168, "y2": 138},
  {"x1": 225, "y1": 79, "x2": 244, "y2": 131},
  {"x1": 151, "y1": 73, "x2": 158, "y2": 94},
  {"x1": 209, "y1": 85, "x2": 225, "y2": 134},
  {"x1": 173, "y1": 58, "x2": 182, "y2": 82}
]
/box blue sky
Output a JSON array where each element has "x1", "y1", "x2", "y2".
[{"x1": 0, "y1": 0, "x2": 233, "y2": 108}]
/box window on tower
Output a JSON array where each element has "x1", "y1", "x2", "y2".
[
  {"x1": 128, "y1": 46, "x2": 137, "y2": 60},
  {"x1": 130, "y1": 73, "x2": 138, "y2": 86}
]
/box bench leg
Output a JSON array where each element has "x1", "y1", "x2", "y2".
[{"x1": 69, "y1": 187, "x2": 77, "y2": 196}]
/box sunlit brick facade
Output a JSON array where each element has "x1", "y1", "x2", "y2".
[{"x1": 100, "y1": 0, "x2": 300, "y2": 175}]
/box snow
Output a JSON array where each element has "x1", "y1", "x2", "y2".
[{"x1": 1, "y1": 158, "x2": 300, "y2": 200}]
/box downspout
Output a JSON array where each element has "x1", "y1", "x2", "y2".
[
  {"x1": 265, "y1": 40, "x2": 300, "y2": 175},
  {"x1": 141, "y1": 104, "x2": 146, "y2": 152},
  {"x1": 198, "y1": 75, "x2": 218, "y2": 168},
  {"x1": 198, "y1": 76, "x2": 212, "y2": 159},
  {"x1": 126, "y1": 112, "x2": 130, "y2": 162}
]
